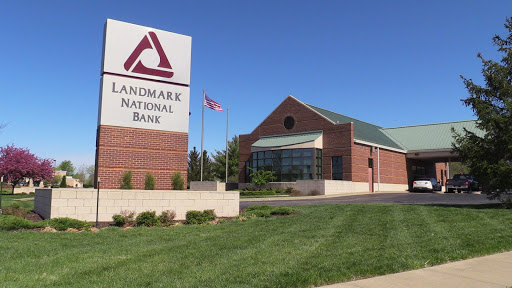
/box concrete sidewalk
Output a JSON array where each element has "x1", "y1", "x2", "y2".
[{"x1": 320, "y1": 251, "x2": 512, "y2": 288}]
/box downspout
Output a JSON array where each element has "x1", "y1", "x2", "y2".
[{"x1": 377, "y1": 147, "x2": 380, "y2": 192}]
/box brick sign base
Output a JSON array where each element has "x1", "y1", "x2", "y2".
[{"x1": 95, "y1": 125, "x2": 188, "y2": 189}]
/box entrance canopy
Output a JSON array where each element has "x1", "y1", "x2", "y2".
[
  {"x1": 382, "y1": 120, "x2": 484, "y2": 162},
  {"x1": 251, "y1": 131, "x2": 323, "y2": 152}
]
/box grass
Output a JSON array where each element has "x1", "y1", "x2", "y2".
[
  {"x1": 1, "y1": 194, "x2": 34, "y2": 210},
  {"x1": 0, "y1": 204, "x2": 512, "y2": 287}
]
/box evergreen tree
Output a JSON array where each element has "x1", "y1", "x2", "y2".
[
  {"x1": 60, "y1": 174, "x2": 67, "y2": 188},
  {"x1": 144, "y1": 172, "x2": 155, "y2": 190},
  {"x1": 202, "y1": 150, "x2": 214, "y2": 181},
  {"x1": 120, "y1": 171, "x2": 133, "y2": 189},
  {"x1": 454, "y1": 17, "x2": 512, "y2": 205},
  {"x1": 211, "y1": 136, "x2": 239, "y2": 182},
  {"x1": 187, "y1": 147, "x2": 201, "y2": 184}
]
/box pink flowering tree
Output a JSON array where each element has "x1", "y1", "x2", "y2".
[{"x1": 0, "y1": 145, "x2": 54, "y2": 194}]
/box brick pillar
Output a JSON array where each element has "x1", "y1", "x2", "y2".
[{"x1": 95, "y1": 125, "x2": 188, "y2": 189}]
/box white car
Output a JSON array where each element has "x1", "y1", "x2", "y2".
[{"x1": 412, "y1": 178, "x2": 441, "y2": 192}]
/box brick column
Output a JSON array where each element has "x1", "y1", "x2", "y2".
[{"x1": 95, "y1": 125, "x2": 187, "y2": 189}]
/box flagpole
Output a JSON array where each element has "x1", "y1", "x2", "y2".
[
  {"x1": 225, "y1": 107, "x2": 229, "y2": 183},
  {"x1": 201, "y1": 89, "x2": 205, "y2": 182}
]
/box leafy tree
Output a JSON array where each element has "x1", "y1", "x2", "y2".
[
  {"x1": 60, "y1": 174, "x2": 67, "y2": 188},
  {"x1": 120, "y1": 171, "x2": 133, "y2": 189},
  {"x1": 249, "y1": 168, "x2": 276, "y2": 189},
  {"x1": 0, "y1": 145, "x2": 54, "y2": 194},
  {"x1": 171, "y1": 172, "x2": 185, "y2": 190},
  {"x1": 454, "y1": 17, "x2": 512, "y2": 205},
  {"x1": 187, "y1": 147, "x2": 201, "y2": 184},
  {"x1": 212, "y1": 136, "x2": 239, "y2": 182},
  {"x1": 57, "y1": 160, "x2": 75, "y2": 176},
  {"x1": 144, "y1": 172, "x2": 155, "y2": 190},
  {"x1": 49, "y1": 175, "x2": 62, "y2": 187},
  {"x1": 74, "y1": 164, "x2": 95, "y2": 187}
]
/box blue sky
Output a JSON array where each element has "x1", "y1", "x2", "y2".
[{"x1": 0, "y1": 1, "x2": 510, "y2": 167}]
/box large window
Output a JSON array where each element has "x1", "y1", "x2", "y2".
[
  {"x1": 332, "y1": 156, "x2": 343, "y2": 180},
  {"x1": 248, "y1": 148, "x2": 322, "y2": 182}
]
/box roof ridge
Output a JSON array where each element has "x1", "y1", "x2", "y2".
[
  {"x1": 305, "y1": 103, "x2": 383, "y2": 128},
  {"x1": 383, "y1": 119, "x2": 477, "y2": 130}
]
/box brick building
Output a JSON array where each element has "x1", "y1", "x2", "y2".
[{"x1": 239, "y1": 96, "x2": 483, "y2": 193}]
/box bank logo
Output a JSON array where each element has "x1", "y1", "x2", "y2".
[{"x1": 124, "y1": 32, "x2": 174, "y2": 78}]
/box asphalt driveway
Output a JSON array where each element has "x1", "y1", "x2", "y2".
[{"x1": 240, "y1": 192, "x2": 500, "y2": 209}]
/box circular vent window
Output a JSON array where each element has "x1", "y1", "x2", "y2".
[{"x1": 284, "y1": 116, "x2": 295, "y2": 130}]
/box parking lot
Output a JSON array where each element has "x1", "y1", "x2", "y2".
[{"x1": 240, "y1": 192, "x2": 499, "y2": 209}]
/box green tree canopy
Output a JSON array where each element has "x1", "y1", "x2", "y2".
[
  {"x1": 57, "y1": 160, "x2": 75, "y2": 176},
  {"x1": 211, "y1": 136, "x2": 239, "y2": 182},
  {"x1": 454, "y1": 17, "x2": 512, "y2": 204}
]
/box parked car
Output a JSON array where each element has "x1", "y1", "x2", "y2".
[
  {"x1": 412, "y1": 178, "x2": 442, "y2": 192},
  {"x1": 446, "y1": 174, "x2": 479, "y2": 193}
]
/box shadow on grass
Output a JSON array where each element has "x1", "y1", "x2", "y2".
[{"x1": 423, "y1": 203, "x2": 505, "y2": 210}]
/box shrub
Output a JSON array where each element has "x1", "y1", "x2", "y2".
[
  {"x1": 185, "y1": 210, "x2": 216, "y2": 225},
  {"x1": 9, "y1": 202, "x2": 20, "y2": 209},
  {"x1": 136, "y1": 210, "x2": 158, "y2": 227},
  {"x1": 120, "y1": 171, "x2": 133, "y2": 189},
  {"x1": 60, "y1": 175, "x2": 67, "y2": 188},
  {"x1": 112, "y1": 214, "x2": 125, "y2": 227},
  {"x1": 121, "y1": 210, "x2": 136, "y2": 226},
  {"x1": 48, "y1": 217, "x2": 90, "y2": 231},
  {"x1": 239, "y1": 190, "x2": 277, "y2": 196},
  {"x1": 144, "y1": 173, "x2": 155, "y2": 190},
  {"x1": 285, "y1": 187, "x2": 295, "y2": 194},
  {"x1": 3, "y1": 206, "x2": 29, "y2": 218},
  {"x1": 158, "y1": 210, "x2": 176, "y2": 225},
  {"x1": 171, "y1": 172, "x2": 185, "y2": 190},
  {"x1": 0, "y1": 215, "x2": 44, "y2": 230}
]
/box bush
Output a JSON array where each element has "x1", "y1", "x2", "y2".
[
  {"x1": 0, "y1": 215, "x2": 44, "y2": 230},
  {"x1": 9, "y1": 202, "x2": 20, "y2": 209},
  {"x1": 239, "y1": 190, "x2": 277, "y2": 196},
  {"x1": 185, "y1": 210, "x2": 216, "y2": 225},
  {"x1": 159, "y1": 210, "x2": 176, "y2": 225},
  {"x1": 171, "y1": 172, "x2": 185, "y2": 190},
  {"x1": 3, "y1": 205, "x2": 29, "y2": 218},
  {"x1": 120, "y1": 171, "x2": 133, "y2": 190},
  {"x1": 144, "y1": 173, "x2": 155, "y2": 190},
  {"x1": 285, "y1": 187, "x2": 295, "y2": 194},
  {"x1": 47, "y1": 218, "x2": 90, "y2": 231},
  {"x1": 112, "y1": 214, "x2": 125, "y2": 227},
  {"x1": 136, "y1": 210, "x2": 158, "y2": 227},
  {"x1": 121, "y1": 210, "x2": 136, "y2": 226}
]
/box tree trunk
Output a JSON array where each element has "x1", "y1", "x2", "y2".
[{"x1": 11, "y1": 184, "x2": 15, "y2": 195}]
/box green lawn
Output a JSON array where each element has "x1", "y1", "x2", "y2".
[
  {"x1": 1, "y1": 204, "x2": 512, "y2": 287},
  {"x1": 1, "y1": 194, "x2": 34, "y2": 210}
]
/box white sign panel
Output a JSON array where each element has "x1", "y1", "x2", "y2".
[
  {"x1": 99, "y1": 74, "x2": 189, "y2": 133},
  {"x1": 102, "y1": 19, "x2": 192, "y2": 86}
]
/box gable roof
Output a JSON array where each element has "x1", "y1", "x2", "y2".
[
  {"x1": 382, "y1": 120, "x2": 484, "y2": 151},
  {"x1": 305, "y1": 104, "x2": 405, "y2": 150}
]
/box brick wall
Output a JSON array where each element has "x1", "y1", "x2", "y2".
[
  {"x1": 96, "y1": 125, "x2": 188, "y2": 189},
  {"x1": 351, "y1": 143, "x2": 407, "y2": 184},
  {"x1": 239, "y1": 96, "x2": 354, "y2": 183}
]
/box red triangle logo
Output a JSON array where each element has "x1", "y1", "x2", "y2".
[{"x1": 124, "y1": 31, "x2": 174, "y2": 78}]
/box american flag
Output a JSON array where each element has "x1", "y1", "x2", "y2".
[{"x1": 204, "y1": 94, "x2": 223, "y2": 111}]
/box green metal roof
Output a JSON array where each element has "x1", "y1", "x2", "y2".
[
  {"x1": 252, "y1": 131, "x2": 322, "y2": 148},
  {"x1": 382, "y1": 120, "x2": 485, "y2": 151},
  {"x1": 306, "y1": 104, "x2": 404, "y2": 150}
]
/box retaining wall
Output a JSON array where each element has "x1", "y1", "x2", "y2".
[{"x1": 34, "y1": 188, "x2": 239, "y2": 222}]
